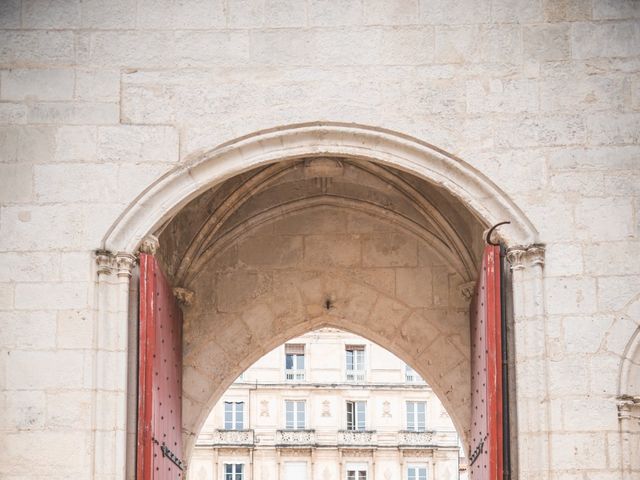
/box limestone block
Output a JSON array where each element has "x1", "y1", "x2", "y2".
[
  {"x1": 491, "y1": 0, "x2": 543, "y2": 22},
  {"x1": 364, "y1": 0, "x2": 419, "y2": 25},
  {"x1": 5, "y1": 350, "x2": 85, "y2": 390},
  {"x1": 1, "y1": 69, "x2": 74, "y2": 101},
  {"x1": 0, "y1": 31, "x2": 75, "y2": 66},
  {"x1": 22, "y1": 0, "x2": 81, "y2": 28},
  {"x1": 80, "y1": 0, "x2": 137, "y2": 28},
  {"x1": 116, "y1": 163, "x2": 173, "y2": 203},
  {"x1": 56, "y1": 310, "x2": 94, "y2": 349},
  {"x1": 540, "y1": 75, "x2": 626, "y2": 113},
  {"x1": 308, "y1": 0, "x2": 363, "y2": 26},
  {"x1": 597, "y1": 275, "x2": 640, "y2": 313},
  {"x1": 562, "y1": 315, "x2": 613, "y2": 354},
  {"x1": 0, "y1": 252, "x2": 60, "y2": 283},
  {"x1": 0, "y1": 104, "x2": 27, "y2": 124},
  {"x1": 97, "y1": 125, "x2": 179, "y2": 163},
  {"x1": 239, "y1": 235, "x2": 303, "y2": 268},
  {"x1": 75, "y1": 70, "x2": 120, "y2": 102},
  {"x1": 549, "y1": 170, "x2": 605, "y2": 196},
  {"x1": 0, "y1": 391, "x2": 46, "y2": 431},
  {"x1": 46, "y1": 391, "x2": 92, "y2": 429},
  {"x1": 543, "y1": 243, "x2": 583, "y2": 277},
  {"x1": 14, "y1": 282, "x2": 89, "y2": 310},
  {"x1": 0, "y1": 310, "x2": 57, "y2": 349},
  {"x1": 380, "y1": 27, "x2": 435, "y2": 65},
  {"x1": 16, "y1": 126, "x2": 56, "y2": 163},
  {"x1": 550, "y1": 433, "x2": 608, "y2": 470},
  {"x1": 34, "y1": 163, "x2": 118, "y2": 203},
  {"x1": 481, "y1": 25, "x2": 522, "y2": 64},
  {"x1": 174, "y1": 31, "x2": 251, "y2": 66},
  {"x1": 549, "y1": 355, "x2": 590, "y2": 395},
  {"x1": 362, "y1": 233, "x2": 417, "y2": 267},
  {"x1": 54, "y1": 126, "x2": 97, "y2": 162},
  {"x1": 586, "y1": 242, "x2": 640, "y2": 277},
  {"x1": 466, "y1": 78, "x2": 538, "y2": 113},
  {"x1": 0, "y1": 163, "x2": 32, "y2": 203},
  {"x1": 524, "y1": 24, "x2": 570, "y2": 61},
  {"x1": 575, "y1": 197, "x2": 634, "y2": 241},
  {"x1": 593, "y1": 0, "x2": 640, "y2": 20},
  {"x1": 543, "y1": 0, "x2": 592, "y2": 21},
  {"x1": 547, "y1": 145, "x2": 640, "y2": 170},
  {"x1": 604, "y1": 173, "x2": 640, "y2": 196},
  {"x1": 0, "y1": 431, "x2": 91, "y2": 476},
  {"x1": 0, "y1": 0, "x2": 20, "y2": 28},
  {"x1": 434, "y1": 25, "x2": 481, "y2": 63},
  {"x1": 586, "y1": 112, "x2": 640, "y2": 145},
  {"x1": 546, "y1": 277, "x2": 597, "y2": 315},
  {"x1": 137, "y1": 0, "x2": 225, "y2": 28},
  {"x1": 395, "y1": 267, "x2": 433, "y2": 307},
  {"x1": 0, "y1": 283, "x2": 13, "y2": 310},
  {"x1": 419, "y1": 0, "x2": 490, "y2": 24},
  {"x1": 494, "y1": 114, "x2": 585, "y2": 148},
  {"x1": 27, "y1": 102, "x2": 119, "y2": 125},
  {"x1": 590, "y1": 353, "x2": 622, "y2": 395},
  {"x1": 227, "y1": 0, "x2": 266, "y2": 27},
  {"x1": 571, "y1": 21, "x2": 640, "y2": 59},
  {"x1": 183, "y1": 366, "x2": 215, "y2": 405},
  {"x1": 304, "y1": 235, "x2": 362, "y2": 268},
  {"x1": 216, "y1": 271, "x2": 272, "y2": 313},
  {"x1": 0, "y1": 127, "x2": 19, "y2": 162},
  {"x1": 95, "y1": 351, "x2": 127, "y2": 391}
]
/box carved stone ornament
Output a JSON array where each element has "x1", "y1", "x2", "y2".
[
  {"x1": 95, "y1": 250, "x2": 137, "y2": 277},
  {"x1": 260, "y1": 400, "x2": 270, "y2": 417},
  {"x1": 139, "y1": 234, "x2": 160, "y2": 255},
  {"x1": 382, "y1": 401, "x2": 392, "y2": 418},
  {"x1": 617, "y1": 395, "x2": 640, "y2": 421},
  {"x1": 506, "y1": 244, "x2": 545, "y2": 270},
  {"x1": 459, "y1": 281, "x2": 476, "y2": 300},
  {"x1": 173, "y1": 287, "x2": 195, "y2": 306}
]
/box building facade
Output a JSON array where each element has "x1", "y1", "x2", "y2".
[{"x1": 191, "y1": 329, "x2": 464, "y2": 480}]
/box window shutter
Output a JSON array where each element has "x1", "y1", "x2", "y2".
[{"x1": 285, "y1": 344, "x2": 305, "y2": 355}]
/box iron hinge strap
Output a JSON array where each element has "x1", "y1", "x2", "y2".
[
  {"x1": 160, "y1": 444, "x2": 185, "y2": 471},
  {"x1": 469, "y1": 434, "x2": 488, "y2": 466}
]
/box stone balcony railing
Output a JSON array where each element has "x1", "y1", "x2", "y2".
[
  {"x1": 276, "y1": 429, "x2": 316, "y2": 446},
  {"x1": 210, "y1": 429, "x2": 255, "y2": 446},
  {"x1": 337, "y1": 430, "x2": 377, "y2": 446},
  {"x1": 397, "y1": 430, "x2": 436, "y2": 447}
]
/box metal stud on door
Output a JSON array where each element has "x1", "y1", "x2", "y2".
[
  {"x1": 138, "y1": 254, "x2": 184, "y2": 480},
  {"x1": 469, "y1": 245, "x2": 503, "y2": 480}
]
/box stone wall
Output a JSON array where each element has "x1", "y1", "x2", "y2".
[{"x1": 0, "y1": 1, "x2": 639, "y2": 479}]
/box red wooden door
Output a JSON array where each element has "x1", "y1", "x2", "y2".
[
  {"x1": 469, "y1": 245, "x2": 504, "y2": 480},
  {"x1": 138, "y1": 253, "x2": 184, "y2": 480}
]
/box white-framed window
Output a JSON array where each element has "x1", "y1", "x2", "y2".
[
  {"x1": 285, "y1": 344, "x2": 305, "y2": 381},
  {"x1": 405, "y1": 364, "x2": 423, "y2": 383},
  {"x1": 346, "y1": 400, "x2": 366, "y2": 431},
  {"x1": 224, "y1": 463, "x2": 244, "y2": 480},
  {"x1": 406, "y1": 401, "x2": 426, "y2": 431},
  {"x1": 346, "y1": 463, "x2": 367, "y2": 480},
  {"x1": 407, "y1": 464, "x2": 427, "y2": 480},
  {"x1": 285, "y1": 399, "x2": 306, "y2": 429},
  {"x1": 224, "y1": 401, "x2": 244, "y2": 430},
  {"x1": 346, "y1": 345, "x2": 365, "y2": 381}
]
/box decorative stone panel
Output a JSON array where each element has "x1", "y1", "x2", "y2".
[{"x1": 276, "y1": 429, "x2": 316, "y2": 446}]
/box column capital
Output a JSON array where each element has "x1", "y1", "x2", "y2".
[
  {"x1": 173, "y1": 287, "x2": 195, "y2": 306},
  {"x1": 95, "y1": 249, "x2": 114, "y2": 276},
  {"x1": 459, "y1": 281, "x2": 476, "y2": 300},
  {"x1": 115, "y1": 252, "x2": 137, "y2": 278},
  {"x1": 139, "y1": 234, "x2": 160, "y2": 255},
  {"x1": 617, "y1": 395, "x2": 640, "y2": 420},
  {"x1": 506, "y1": 244, "x2": 545, "y2": 271}
]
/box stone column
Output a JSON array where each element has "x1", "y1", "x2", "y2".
[
  {"x1": 506, "y1": 244, "x2": 549, "y2": 480},
  {"x1": 93, "y1": 249, "x2": 137, "y2": 480}
]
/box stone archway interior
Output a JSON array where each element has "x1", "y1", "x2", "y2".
[{"x1": 154, "y1": 157, "x2": 486, "y2": 459}]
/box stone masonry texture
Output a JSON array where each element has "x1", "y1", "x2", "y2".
[{"x1": 0, "y1": 1, "x2": 639, "y2": 479}]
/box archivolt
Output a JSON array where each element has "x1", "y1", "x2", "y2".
[{"x1": 101, "y1": 122, "x2": 539, "y2": 254}]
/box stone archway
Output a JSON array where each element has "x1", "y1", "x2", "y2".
[{"x1": 93, "y1": 122, "x2": 546, "y2": 479}]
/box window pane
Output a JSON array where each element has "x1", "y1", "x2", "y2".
[
  {"x1": 357, "y1": 402, "x2": 365, "y2": 430},
  {"x1": 286, "y1": 354, "x2": 294, "y2": 370},
  {"x1": 346, "y1": 350, "x2": 353, "y2": 370},
  {"x1": 297, "y1": 354, "x2": 304, "y2": 369},
  {"x1": 286, "y1": 401, "x2": 294, "y2": 429},
  {"x1": 358, "y1": 471, "x2": 367, "y2": 480},
  {"x1": 236, "y1": 402, "x2": 243, "y2": 429},
  {"x1": 347, "y1": 402, "x2": 354, "y2": 430},
  {"x1": 297, "y1": 401, "x2": 305, "y2": 428}
]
